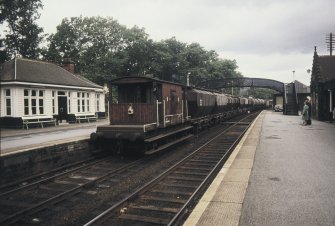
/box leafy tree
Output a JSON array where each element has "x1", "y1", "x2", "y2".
[
  {"x1": 245, "y1": 87, "x2": 277, "y2": 99},
  {"x1": 207, "y1": 59, "x2": 242, "y2": 79},
  {"x1": 0, "y1": 0, "x2": 45, "y2": 60},
  {"x1": 43, "y1": 16, "x2": 244, "y2": 86},
  {"x1": 183, "y1": 43, "x2": 209, "y2": 84},
  {"x1": 43, "y1": 16, "x2": 153, "y2": 84},
  {"x1": 121, "y1": 26, "x2": 153, "y2": 76},
  {"x1": 148, "y1": 37, "x2": 188, "y2": 82},
  {"x1": 147, "y1": 41, "x2": 173, "y2": 80},
  {"x1": 182, "y1": 43, "x2": 224, "y2": 85}
]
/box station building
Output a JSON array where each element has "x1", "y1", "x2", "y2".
[
  {"x1": 0, "y1": 57, "x2": 105, "y2": 128},
  {"x1": 310, "y1": 47, "x2": 335, "y2": 121}
]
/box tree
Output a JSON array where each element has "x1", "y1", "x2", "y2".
[
  {"x1": 182, "y1": 43, "x2": 218, "y2": 85},
  {"x1": 121, "y1": 26, "x2": 153, "y2": 76},
  {"x1": 207, "y1": 59, "x2": 242, "y2": 80},
  {"x1": 246, "y1": 88, "x2": 277, "y2": 99},
  {"x1": 43, "y1": 16, "x2": 244, "y2": 85},
  {"x1": 147, "y1": 38, "x2": 188, "y2": 82},
  {"x1": 1, "y1": 0, "x2": 45, "y2": 60},
  {"x1": 44, "y1": 16, "x2": 125, "y2": 83},
  {"x1": 43, "y1": 16, "x2": 154, "y2": 84}
]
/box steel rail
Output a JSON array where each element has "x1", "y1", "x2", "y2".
[
  {"x1": 168, "y1": 118, "x2": 254, "y2": 225},
  {"x1": 0, "y1": 156, "x2": 97, "y2": 190},
  {"x1": 0, "y1": 157, "x2": 112, "y2": 197},
  {"x1": 84, "y1": 112, "x2": 259, "y2": 225},
  {"x1": 0, "y1": 157, "x2": 146, "y2": 225}
]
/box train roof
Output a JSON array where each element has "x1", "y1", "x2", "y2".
[{"x1": 109, "y1": 76, "x2": 185, "y2": 86}]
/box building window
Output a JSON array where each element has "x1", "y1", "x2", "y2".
[
  {"x1": 32, "y1": 99, "x2": 37, "y2": 114},
  {"x1": 52, "y1": 99, "x2": 55, "y2": 114},
  {"x1": 38, "y1": 90, "x2": 44, "y2": 114},
  {"x1": 77, "y1": 99, "x2": 81, "y2": 112},
  {"x1": 23, "y1": 89, "x2": 45, "y2": 115},
  {"x1": 39, "y1": 99, "x2": 44, "y2": 114},
  {"x1": 52, "y1": 91, "x2": 55, "y2": 114},
  {"x1": 68, "y1": 92, "x2": 71, "y2": 113},
  {"x1": 24, "y1": 89, "x2": 29, "y2": 115},
  {"x1": 31, "y1": 89, "x2": 37, "y2": 115},
  {"x1": 24, "y1": 99, "x2": 29, "y2": 115},
  {"x1": 82, "y1": 99, "x2": 85, "y2": 112},
  {"x1": 77, "y1": 92, "x2": 90, "y2": 113},
  {"x1": 5, "y1": 89, "x2": 11, "y2": 115}
]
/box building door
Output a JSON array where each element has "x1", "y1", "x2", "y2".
[{"x1": 58, "y1": 96, "x2": 68, "y2": 122}]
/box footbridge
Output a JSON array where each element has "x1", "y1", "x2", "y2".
[{"x1": 197, "y1": 77, "x2": 284, "y2": 93}]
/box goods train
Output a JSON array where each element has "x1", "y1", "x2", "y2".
[{"x1": 91, "y1": 76, "x2": 266, "y2": 154}]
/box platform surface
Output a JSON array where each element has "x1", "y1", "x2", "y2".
[
  {"x1": 184, "y1": 110, "x2": 335, "y2": 226},
  {"x1": 0, "y1": 119, "x2": 109, "y2": 156}
]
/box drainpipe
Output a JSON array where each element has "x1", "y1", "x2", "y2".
[
  {"x1": 156, "y1": 100, "x2": 160, "y2": 127},
  {"x1": 14, "y1": 58, "x2": 17, "y2": 80}
]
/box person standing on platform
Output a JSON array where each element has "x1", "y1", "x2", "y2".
[{"x1": 302, "y1": 100, "x2": 309, "y2": 126}]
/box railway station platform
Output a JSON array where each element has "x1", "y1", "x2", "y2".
[
  {"x1": 0, "y1": 119, "x2": 109, "y2": 156},
  {"x1": 184, "y1": 110, "x2": 335, "y2": 226}
]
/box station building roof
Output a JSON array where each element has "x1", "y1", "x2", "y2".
[{"x1": 0, "y1": 57, "x2": 102, "y2": 89}]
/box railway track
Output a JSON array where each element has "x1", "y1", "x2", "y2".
[
  {"x1": 0, "y1": 156, "x2": 148, "y2": 225},
  {"x1": 0, "y1": 111, "x2": 260, "y2": 225},
  {"x1": 84, "y1": 112, "x2": 259, "y2": 225},
  {"x1": 0, "y1": 156, "x2": 105, "y2": 194},
  {"x1": 0, "y1": 119, "x2": 208, "y2": 225}
]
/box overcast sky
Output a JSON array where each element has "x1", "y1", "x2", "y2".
[{"x1": 37, "y1": 0, "x2": 335, "y2": 85}]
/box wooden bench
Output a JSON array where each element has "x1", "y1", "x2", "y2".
[
  {"x1": 22, "y1": 116, "x2": 57, "y2": 129},
  {"x1": 75, "y1": 114, "x2": 98, "y2": 123}
]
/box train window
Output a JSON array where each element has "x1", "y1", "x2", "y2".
[{"x1": 117, "y1": 84, "x2": 152, "y2": 103}]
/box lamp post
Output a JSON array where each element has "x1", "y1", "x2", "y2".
[
  {"x1": 186, "y1": 72, "x2": 191, "y2": 86},
  {"x1": 292, "y1": 70, "x2": 295, "y2": 82}
]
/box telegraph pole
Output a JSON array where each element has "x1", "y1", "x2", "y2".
[{"x1": 326, "y1": 32, "x2": 335, "y2": 56}]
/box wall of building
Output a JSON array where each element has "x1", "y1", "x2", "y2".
[{"x1": 1, "y1": 85, "x2": 105, "y2": 119}]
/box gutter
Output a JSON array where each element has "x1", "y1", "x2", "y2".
[{"x1": 0, "y1": 81, "x2": 104, "y2": 92}]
